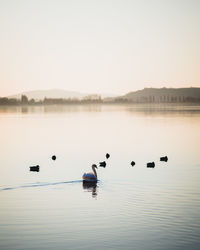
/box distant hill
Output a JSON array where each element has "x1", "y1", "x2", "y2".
[
  {"x1": 8, "y1": 89, "x2": 88, "y2": 100},
  {"x1": 112, "y1": 87, "x2": 200, "y2": 103},
  {"x1": 7, "y1": 89, "x2": 115, "y2": 100}
]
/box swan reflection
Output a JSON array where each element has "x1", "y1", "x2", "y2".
[{"x1": 82, "y1": 182, "x2": 98, "y2": 198}]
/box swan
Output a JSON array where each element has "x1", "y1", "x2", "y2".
[{"x1": 82, "y1": 164, "x2": 98, "y2": 182}]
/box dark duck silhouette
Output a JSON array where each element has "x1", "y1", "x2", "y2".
[
  {"x1": 106, "y1": 153, "x2": 110, "y2": 159},
  {"x1": 29, "y1": 165, "x2": 40, "y2": 172},
  {"x1": 147, "y1": 162, "x2": 155, "y2": 168},
  {"x1": 131, "y1": 161, "x2": 135, "y2": 167},
  {"x1": 52, "y1": 155, "x2": 56, "y2": 160},
  {"x1": 160, "y1": 156, "x2": 168, "y2": 162},
  {"x1": 99, "y1": 161, "x2": 106, "y2": 168}
]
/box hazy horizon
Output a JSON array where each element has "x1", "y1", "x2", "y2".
[
  {"x1": 0, "y1": 0, "x2": 200, "y2": 96},
  {"x1": 3, "y1": 86, "x2": 200, "y2": 100},
  {"x1": 3, "y1": 84, "x2": 200, "y2": 98}
]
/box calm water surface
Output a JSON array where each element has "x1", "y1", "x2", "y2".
[{"x1": 0, "y1": 104, "x2": 200, "y2": 250}]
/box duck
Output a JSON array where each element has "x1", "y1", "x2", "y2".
[
  {"x1": 106, "y1": 153, "x2": 110, "y2": 159},
  {"x1": 160, "y1": 156, "x2": 168, "y2": 162},
  {"x1": 147, "y1": 162, "x2": 155, "y2": 168},
  {"x1": 29, "y1": 165, "x2": 40, "y2": 172},
  {"x1": 52, "y1": 155, "x2": 56, "y2": 160},
  {"x1": 99, "y1": 161, "x2": 106, "y2": 168},
  {"x1": 131, "y1": 161, "x2": 135, "y2": 166}
]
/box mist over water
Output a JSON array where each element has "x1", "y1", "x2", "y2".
[{"x1": 0, "y1": 104, "x2": 200, "y2": 250}]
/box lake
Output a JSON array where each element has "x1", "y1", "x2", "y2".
[{"x1": 0, "y1": 104, "x2": 200, "y2": 250}]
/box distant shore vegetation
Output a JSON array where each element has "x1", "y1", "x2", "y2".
[
  {"x1": 0, "y1": 94, "x2": 103, "y2": 106},
  {"x1": 1, "y1": 88, "x2": 200, "y2": 105},
  {"x1": 1, "y1": 95, "x2": 200, "y2": 106}
]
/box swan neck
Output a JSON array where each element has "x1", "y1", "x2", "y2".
[{"x1": 92, "y1": 166, "x2": 97, "y2": 178}]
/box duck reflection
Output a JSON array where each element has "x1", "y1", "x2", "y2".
[{"x1": 82, "y1": 182, "x2": 98, "y2": 198}]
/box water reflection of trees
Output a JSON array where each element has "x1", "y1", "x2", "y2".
[
  {"x1": 1, "y1": 103, "x2": 200, "y2": 116},
  {"x1": 124, "y1": 103, "x2": 200, "y2": 117}
]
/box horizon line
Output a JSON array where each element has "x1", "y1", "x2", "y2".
[{"x1": 4, "y1": 86, "x2": 200, "y2": 98}]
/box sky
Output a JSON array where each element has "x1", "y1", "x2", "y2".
[{"x1": 0, "y1": 0, "x2": 200, "y2": 96}]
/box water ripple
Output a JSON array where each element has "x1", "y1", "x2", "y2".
[{"x1": 0, "y1": 180, "x2": 83, "y2": 191}]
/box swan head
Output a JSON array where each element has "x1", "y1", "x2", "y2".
[{"x1": 92, "y1": 164, "x2": 98, "y2": 169}]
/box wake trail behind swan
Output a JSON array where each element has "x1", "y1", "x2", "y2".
[{"x1": 0, "y1": 180, "x2": 83, "y2": 191}]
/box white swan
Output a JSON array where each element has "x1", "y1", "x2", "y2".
[{"x1": 82, "y1": 164, "x2": 98, "y2": 182}]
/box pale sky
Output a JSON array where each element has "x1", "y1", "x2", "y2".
[{"x1": 0, "y1": 0, "x2": 200, "y2": 96}]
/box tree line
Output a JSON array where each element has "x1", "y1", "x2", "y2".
[
  {"x1": 113, "y1": 95, "x2": 200, "y2": 103},
  {"x1": 0, "y1": 94, "x2": 200, "y2": 105},
  {"x1": 0, "y1": 95, "x2": 103, "y2": 105}
]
